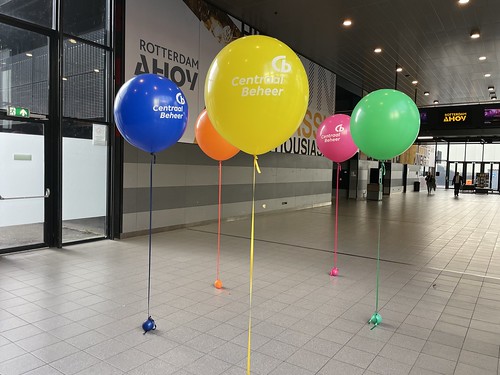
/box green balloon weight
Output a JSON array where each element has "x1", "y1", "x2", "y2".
[{"x1": 350, "y1": 89, "x2": 420, "y2": 160}]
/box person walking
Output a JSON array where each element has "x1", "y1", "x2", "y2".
[
  {"x1": 452, "y1": 171, "x2": 463, "y2": 197},
  {"x1": 425, "y1": 172, "x2": 436, "y2": 194}
]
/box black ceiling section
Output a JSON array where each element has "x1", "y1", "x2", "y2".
[{"x1": 206, "y1": 0, "x2": 500, "y2": 108}]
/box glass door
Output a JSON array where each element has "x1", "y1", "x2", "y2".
[
  {"x1": 0, "y1": 22, "x2": 51, "y2": 252},
  {"x1": 0, "y1": 120, "x2": 47, "y2": 251},
  {"x1": 487, "y1": 163, "x2": 499, "y2": 191}
]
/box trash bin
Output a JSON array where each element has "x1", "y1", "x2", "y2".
[{"x1": 414, "y1": 181, "x2": 420, "y2": 192}]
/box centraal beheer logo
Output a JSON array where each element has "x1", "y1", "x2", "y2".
[
  {"x1": 176, "y1": 92, "x2": 185, "y2": 105},
  {"x1": 271, "y1": 55, "x2": 292, "y2": 73},
  {"x1": 335, "y1": 124, "x2": 344, "y2": 132}
]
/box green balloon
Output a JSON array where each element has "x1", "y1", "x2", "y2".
[{"x1": 350, "y1": 89, "x2": 420, "y2": 160}]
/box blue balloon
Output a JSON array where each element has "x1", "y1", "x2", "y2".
[{"x1": 114, "y1": 74, "x2": 188, "y2": 153}]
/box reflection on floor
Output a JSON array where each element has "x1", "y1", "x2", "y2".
[
  {"x1": 0, "y1": 217, "x2": 106, "y2": 250},
  {"x1": 1, "y1": 191, "x2": 500, "y2": 374}
]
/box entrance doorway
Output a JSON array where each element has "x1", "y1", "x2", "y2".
[
  {"x1": 0, "y1": 119, "x2": 47, "y2": 251},
  {"x1": 447, "y1": 161, "x2": 500, "y2": 192}
]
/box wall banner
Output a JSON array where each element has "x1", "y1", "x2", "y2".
[{"x1": 125, "y1": 0, "x2": 336, "y2": 155}]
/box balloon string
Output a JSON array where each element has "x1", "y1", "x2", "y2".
[
  {"x1": 147, "y1": 153, "x2": 156, "y2": 317},
  {"x1": 247, "y1": 155, "x2": 260, "y2": 375},
  {"x1": 334, "y1": 163, "x2": 341, "y2": 269},
  {"x1": 375, "y1": 218, "x2": 381, "y2": 313},
  {"x1": 375, "y1": 163, "x2": 384, "y2": 314},
  {"x1": 216, "y1": 160, "x2": 222, "y2": 281}
]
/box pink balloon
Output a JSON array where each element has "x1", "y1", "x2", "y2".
[{"x1": 316, "y1": 114, "x2": 358, "y2": 162}]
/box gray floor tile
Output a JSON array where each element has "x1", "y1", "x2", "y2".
[
  {"x1": 367, "y1": 356, "x2": 412, "y2": 375},
  {"x1": 318, "y1": 358, "x2": 364, "y2": 375},
  {"x1": 105, "y1": 348, "x2": 154, "y2": 372}
]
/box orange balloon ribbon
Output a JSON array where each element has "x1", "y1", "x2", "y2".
[
  {"x1": 215, "y1": 160, "x2": 222, "y2": 288},
  {"x1": 247, "y1": 155, "x2": 260, "y2": 374}
]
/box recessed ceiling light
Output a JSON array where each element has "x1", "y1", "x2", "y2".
[
  {"x1": 412, "y1": 80, "x2": 418, "y2": 85},
  {"x1": 484, "y1": 73, "x2": 491, "y2": 77},
  {"x1": 424, "y1": 92, "x2": 430, "y2": 96},
  {"x1": 69, "y1": 38, "x2": 77, "y2": 44},
  {"x1": 492, "y1": 96, "x2": 497, "y2": 100},
  {"x1": 488, "y1": 86, "x2": 495, "y2": 91},
  {"x1": 342, "y1": 19, "x2": 352, "y2": 27},
  {"x1": 470, "y1": 29, "x2": 480, "y2": 39},
  {"x1": 418, "y1": 136, "x2": 434, "y2": 140},
  {"x1": 479, "y1": 56, "x2": 487, "y2": 61},
  {"x1": 396, "y1": 66, "x2": 403, "y2": 72},
  {"x1": 62, "y1": 77, "x2": 68, "y2": 81},
  {"x1": 25, "y1": 52, "x2": 32, "y2": 57},
  {"x1": 433, "y1": 100, "x2": 439, "y2": 104},
  {"x1": 374, "y1": 48, "x2": 382, "y2": 53},
  {"x1": 458, "y1": 0, "x2": 469, "y2": 4},
  {"x1": 93, "y1": 69, "x2": 100, "y2": 73}
]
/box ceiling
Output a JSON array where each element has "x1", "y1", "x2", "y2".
[{"x1": 206, "y1": 0, "x2": 500, "y2": 108}]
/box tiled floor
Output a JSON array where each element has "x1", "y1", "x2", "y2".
[{"x1": 1, "y1": 189, "x2": 500, "y2": 374}]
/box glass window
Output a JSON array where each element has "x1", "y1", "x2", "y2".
[
  {"x1": 0, "y1": 23, "x2": 49, "y2": 115},
  {"x1": 62, "y1": 119, "x2": 107, "y2": 243},
  {"x1": 63, "y1": 38, "x2": 108, "y2": 121},
  {"x1": 436, "y1": 160, "x2": 446, "y2": 187},
  {"x1": 465, "y1": 143, "x2": 483, "y2": 161},
  {"x1": 449, "y1": 143, "x2": 465, "y2": 162},
  {"x1": 0, "y1": 0, "x2": 53, "y2": 28},
  {"x1": 436, "y1": 142, "x2": 447, "y2": 162},
  {"x1": 63, "y1": 0, "x2": 109, "y2": 46},
  {"x1": 484, "y1": 144, "x2": 500, "y2": 162}
]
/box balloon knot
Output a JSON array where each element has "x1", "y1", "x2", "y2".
[{"x1": 254, "y1": 155, "x2": 261, "y2": 174}]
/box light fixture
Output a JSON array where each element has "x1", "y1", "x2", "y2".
[
  {"x1": 374, "y1": 47, "x2": 382, "y2": 53},
  {"x1": 396, "y1": 66, "x2": 403, "y2": 72},
  {"x1": 25, "y1": 52, "x2": 33, "y2": 57},
  {"x1": 458, "y1": 0, "x2": 469, "y2": 4},
  {"x1": 418, "y1": 136, "x2": 433, "y2": 140},
  {"x1": 470, "y1": 29, "x2": 480, "y2": 39},
  {"x1": 412, "y1": 80, "x2": 418, "y2": 85},
  {"x1": 69, "y1": 38, "x2": 77, "y2": 44},
  {"x1": 62, "y1": 77, "x2": 68, "y2": 81},
  {"x1": 93, "y1": 69, "x2": 100, "y2": 73},
  {"x1": 492, "y1": 96, "x2": 497, "y2": 100},
  {"x1": 342, "y1": 19, "x2": 352, "y2": 27},
  {"x1": 488, "y1": 86, "x2": 495, "y2": 91},
  {"x1": 424, "y1": 91, "x2": 430, "y2": 96},
  {"x1": 484, "y1": 73, "x2": 491, "y2": 77},
  {"x1": 433, "y1": 100, "x2": 439, "y2": 104},
  {"x1": 479, "y1": 56, "x2": 487, "y2": 61}
]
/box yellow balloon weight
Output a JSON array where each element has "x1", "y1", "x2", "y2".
[{"x1": 205, "y1": 35, "x2": 309, "y2": 155}]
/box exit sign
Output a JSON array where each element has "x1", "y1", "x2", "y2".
[{"x1": 7, "y1": 106, "x2": 30, "y2": 118}]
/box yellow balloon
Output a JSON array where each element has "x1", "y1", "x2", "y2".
[{"x1": 205, "y1": 35, "x2": 309, "y2": 155}]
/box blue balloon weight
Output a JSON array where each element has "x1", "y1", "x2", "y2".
[{"x1": 114, "y1": 74, "x2": 188, "y2": 153}]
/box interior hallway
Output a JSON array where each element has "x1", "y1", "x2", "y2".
[{"x1": 1, "y1": 189, "x2": 500, "y2": 375}]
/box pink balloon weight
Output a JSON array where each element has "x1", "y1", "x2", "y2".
[{"x1": 316, "y1": 114, "x2": 358, "y2": 162}]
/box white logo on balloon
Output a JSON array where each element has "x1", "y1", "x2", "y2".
[
  {"x1": 272, "y1": 55, "x2": 292, "y2": 73},
  {"x1": 176, "y1": 92, "x2": 185, "y2": 105},
  {"x1": 335, "y1": 124, "x2": 345, "y2": 132}
]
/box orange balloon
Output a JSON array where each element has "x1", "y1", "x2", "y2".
[{"x1": 195, "y1": 110, "x2": 239, "y2": 161}]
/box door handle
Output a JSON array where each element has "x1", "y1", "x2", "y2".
[{"x1": 0, "y1": 188, "x2": 51, "y2": 200}]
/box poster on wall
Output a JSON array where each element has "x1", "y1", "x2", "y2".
[
  {"x1": 125, "y1": 0, "x2": 336, "y2": 154},
  {"x1": 274, "y1": 56, "x2": 335, "y2": 156}
]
